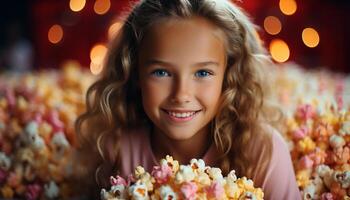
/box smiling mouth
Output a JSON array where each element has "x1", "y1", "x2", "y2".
[{"x1": 161, "y1": 109, "x2": 202, "y2": 118}]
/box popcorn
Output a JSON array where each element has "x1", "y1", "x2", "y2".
[
  {"x1": 151, "y1": 164, "x2": 172, "y2": 184},
  {"x1": 329, "y1": 135, "x2": 346, "y2": 148},
  {"x1": 25, "y1": 184, "x2": 42, "y2": 200},
  {"x1": 205, "y1": 181, "x2": 225, "y2": 199},
  {"x1": 180, "y1": 182, "x2": 197, "y2": 200},
  {"x1": 0, "y1": 63, "x2": 95, "y2": 199},
  {"x1": 44, "y1": 181, "x2": 59, "y2": 199},
  {"x1": 0, "y1": 152, "x2": 11, "y2": 171},
  {"x1": 128, "y1": 182, "x2": 148, "y2": 200},
  {"x1": 159, "y1": 185, "x2": 177, "y2": 200},
  {"x1": 101, "y1": 156, "x2": 263, "y2": 200},
  {"x1": 339, "y1": 121, "x2": 350, "y2": 136},
  {"x1": 159, "y1": 155, "x2": 179, "y2": 173},
  {"x1": 190, "y1": 158, "x2": 206, "y2": 172},
  {"x1": 175, "y1": 165, "x2": 196, "y2": 184}
]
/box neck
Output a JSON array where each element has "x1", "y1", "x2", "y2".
[{"x1": 150, "y1": 124, "x2": 212, "y2": 165}]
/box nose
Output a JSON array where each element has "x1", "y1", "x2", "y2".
[{"x1": 170, "y1": 77, "x2": 191, "y2": 104}]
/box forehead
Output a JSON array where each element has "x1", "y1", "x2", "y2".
[{"x1": 138, "y1": 16, "x2": 227, "y2": 65}]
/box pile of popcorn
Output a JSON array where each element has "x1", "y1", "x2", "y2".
[
  {"x1": 285, "y1": 103, "x2": 350, "y2": 199},
  {"x1": 0, "y1": 62, "x2": 95, "y2": 199},
  {"x1": 101, "y1": 156, "x2": 263, "y2": 200},
  {"x1": 268, "y1": 62, "x2": 350, "y2": 118},
  {"x1": 270, "y1": 63, "x2": 350, "y2": 199}
]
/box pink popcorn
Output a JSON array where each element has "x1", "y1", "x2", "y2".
[
  {"x1": 46, "y1": 110, "x2": 64, "y2": 132},
  {"x1": 127, "y1": 174, "x2": 136, "y2": 185},
  {"x1": 33, "y1": 112, "x2": 43, "y2": 124},
  {"x1": 7, "y1": 172, "x2": 21, "y2": 188},
  {"x1": 206, "y1": 181, "x2": 225, "y2": 199},
  {"x1": 5, "y1": 88, "x2": 16, "y2": 108},
  {"x1": 321, "y1": 192, "x2": 334, "y2": 200},
  {"x1": 292, "y1": 126, "x2": 308, "y2": 140},
  {"x1": 180, "y1": 182, "x2": 198, "y2": 200},
  {"x1": 0, "y1": 169, "x2": 8, "y2": 184},
  {"x1": 298, "y1": 155, "x2": 314, "y2": 169},
  {"x1": 309, "y1": 148, "x2": 327, "y2": 166},
  {"x1": 151, "y1": 164, "x2": 172, "y2": 184},
  {"x1": 110, "y1": 175, "x2": 127, "y2": 186},
  {"x1": 25, "y1": 184, "x2": 42, "y2": 200},
  {"x1": 296, "y1": 104, "x2": 315, "y2": 121}
]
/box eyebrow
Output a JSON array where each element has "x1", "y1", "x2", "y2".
[{"x1": 144, "y1": 59, "x2": 219, "y2": 68}]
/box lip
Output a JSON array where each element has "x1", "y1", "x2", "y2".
[{"x1": 161, "y1": 109, "x2": 201, "y2": 123}]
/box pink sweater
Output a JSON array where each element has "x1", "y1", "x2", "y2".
[{"x1": 120, "y1": 126, "x2": 301, "y2": 200}]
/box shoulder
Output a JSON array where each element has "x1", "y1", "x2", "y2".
[
  {"x1": 120, "y1": 127, "x2": 150, "y2": 158},
  {"x1": 119, "y1": 126, "x2": 157, "y2": 177},
  {"x1": 253, "y1": 124, "x2": 301, "y2": 200}
]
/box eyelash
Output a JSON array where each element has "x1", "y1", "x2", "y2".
[
  {"x1": 151, "y1": 69, "x2": 170, "y2": 77},
  {"x1": 150, "y1": 69, "x2": 214, "y2": 78}
]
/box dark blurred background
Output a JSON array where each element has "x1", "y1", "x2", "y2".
[{"x1": 0, "y1": 0, "x2": 349, "y2": 74}]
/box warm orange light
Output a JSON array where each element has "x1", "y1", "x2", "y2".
[
  {"x1": 90, "y1": 62, "x2": 103, "y2": 75},
  {"x1": 108, "y1": 22, "x2": 123, "y2": 40},
  {"x1": 94, "y1": 0, "x2": 111, "y2": 15},
  {"x1": 302, "y1": 28, "x2": 320, "y2": 48},
  {"x1": 90, "y1": 44, "x2": 107, "y2": 65},
  {"x1": 264, "y1": 16, "x2": 282, "y2": 35},
  {"x1": 48, "y1": 25, "x2": 63, "y2": 44},
  {"x1": 69, "y1": 0, "x2": 86, "y2": 12},
  {"x1": 269, "y1": 39, "x2": 290, "y2": 63},
  {"x1": 279, "y1": 0, "x2": 297, "y2": 16}
]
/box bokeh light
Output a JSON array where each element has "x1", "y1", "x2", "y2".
[
  {"x1": 269, "y1": 39, "x2": 290, "y2": 63},
  {"x1": 69, "y1": 0, "x2": 86, "y2": 12},
  {"x1": 108, "y1": 21, "x2": 123, "y2": 40},
  {"x1": 302, "y1": 28, "x2": 320, "y2": 48},
  {"x1": 279, "y1": 0, "x2": 297, "y2": 16},
  {"x1": 48, "y1": 24, "x2": 63, "y2": 44},
  {"x1": 90, "y1": 62, "x2": 103, "y2": 75},
  {"x1": 264, "y1": 16, "x2": 282, "y2": 35},
  {"x1": 90, "y1": 44, "x2": 107, "y2": 75},
  {"x1": 94, "y1": 0, "x2": 111, "y2": 15}
]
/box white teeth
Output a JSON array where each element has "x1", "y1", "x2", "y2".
[{"x1": 168, "y1": 111, "x2": 196, "y2": 118}]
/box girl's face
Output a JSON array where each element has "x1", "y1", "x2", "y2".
[{"x1": 138, "y1": 16, "x2": 227, "y2": 141}]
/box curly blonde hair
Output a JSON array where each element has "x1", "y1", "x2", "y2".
[{"x1": 75, "y1": 0, "x2": 282, "y2": 191}]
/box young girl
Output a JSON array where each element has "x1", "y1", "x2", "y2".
[{"x1": 75, "y1": 0, "x2": 301, "y2": 199}]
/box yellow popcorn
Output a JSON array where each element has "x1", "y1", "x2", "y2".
[
  {"x1": 195, "y1": 171, "x2": 211, "y2": 186},
  {"x1": 1, "y1": 185, "x2": 14, "y2": 199},
  {"x1": 297, "y1": 136, "x2": 316, "y2": 153},
  {"x1": 134, "y1": 166, "x2": 154, "y2": 191},
  {"x1": 225, "y1": 181, "x2": 242, "y2": 199},
  {"x1": 296, "y1": 169, "x2": 311, "y2": 188}
]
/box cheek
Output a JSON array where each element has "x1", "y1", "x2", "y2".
[
  {"x1": 197, "y1": 81, "x2": 223, "y2": 109},
  {"x1": 141, "y1": 81, "x2": 170, "y2": 109}
]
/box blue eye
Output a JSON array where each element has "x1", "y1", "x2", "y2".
[
  {"x1": 151, "y1": 69, "x2": 170, "y2": 77},
  {"x1": 195, "y1": 70, "x2": 211, "y2": 78}
]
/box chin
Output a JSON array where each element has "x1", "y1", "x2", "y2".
[{"x1": 164, "y1": 130, "x2": 196, "y2": 141}]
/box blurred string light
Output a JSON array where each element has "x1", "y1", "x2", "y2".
[
  {"x1": 94, "y1": 0, "x2": 111, "y2": 15},
  {"x1": 108, "y1": 21, "x2": 123, "y2": 40},
  {"x1": 69, "y1": 0, "x2": 86, "y2": 12},
  {"x1": 90, "y1": 44, "x2": 107, "y2": 75},
  {"x1": 302, "y1": 28, "x2": 320, "y2": 48},
  {"x1": 279, "y1": 0, "x2": 297, "y2": 16},
  {"x1": 264, "y1": 16, "x2": 282, "y2": 35},
  {"x1": 48, "y1": 24, "x2": 63, "y2": 44},
  {"x1": 269, "y1": 39, "x2": 290, "y2": 63}
]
